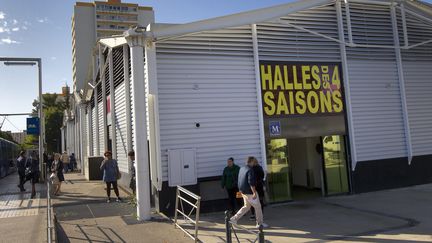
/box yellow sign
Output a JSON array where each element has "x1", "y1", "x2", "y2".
[{"x1": 260, "y1": 61, "x2": 344, "y2": 117}]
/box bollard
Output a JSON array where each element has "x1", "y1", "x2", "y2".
[
  {"x1": 225, "y1": 210, "x2": 232, "y2": 243},
  {"x1": 258, "y1": 224, "x2": 264, "y2": 243}
]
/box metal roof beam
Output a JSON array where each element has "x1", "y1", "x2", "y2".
[{"x1": 151, "y1": 0, "x2": 334, "y2": 39}]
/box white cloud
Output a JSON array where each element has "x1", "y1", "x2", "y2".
[
  {"x1": 0, "y1": 27, "x2": 10, "y2": 33},
  {"x1": 0, "y1": 12, "x2": 5, "y2": 20},
  {"x1": 12, "y1": 19, "x2": 17, "y2": 25},
  {"x1": 50, "y1": 56, "x2": 57, "y2": 60},
  {"x1": 37, "y1": 17, "x2": 49, "y2": 23},
  {"x1": 1, "y1": 37, "x2": 20, "y2": 44},
  {"x1": 11, "y1": 27, "x2": 19, "y2": 32},
  {"x1": 21, "y1": 25, "x2": 27, "y2": 30}
]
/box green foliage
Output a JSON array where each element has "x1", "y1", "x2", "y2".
[
  {"x1": 21, "y1": 134, "x2": 38, "y2": 150},
  {"x1": 0, "y1": 131, "x2": 15, "y2": 142},
  {"x1": 32, "y1": 93, "x2": 70, "y2": 153}
]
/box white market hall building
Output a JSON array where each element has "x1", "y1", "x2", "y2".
[{"x1": 67, "y1": 0, "x2": 432, "y2": 216}]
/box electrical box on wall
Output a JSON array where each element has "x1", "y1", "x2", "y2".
[{"x1": 168, "y1": 148, "x2": 197, "y2": 187}]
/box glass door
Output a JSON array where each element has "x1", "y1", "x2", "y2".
[
  {"x1": 322, "y1": 135, "x2": 349, "y2": 195},
  {"x1": 266, "y1": 139, "x2": 292, "y2": 202}
]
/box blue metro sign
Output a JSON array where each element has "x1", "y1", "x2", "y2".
[{"x1": 27, "y1": 117, "x2": 40, "y2": 135}]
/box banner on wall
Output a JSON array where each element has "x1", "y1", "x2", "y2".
[{"x1": 260, "y1": 61, "x2": 344, "y2": 117}]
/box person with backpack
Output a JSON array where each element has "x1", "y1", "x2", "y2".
[
  {"x1": 16, "y1": 151, "x2": 27, "y2": 192},
  {"x1": 100, "y1": 151, "x2": 121, "y2": 203},
  {"x1": 230, "y1": 156, "x2": 268, "y2": 229},
  {"x1": 221, "y1": 157, "x2": 240, "y2": 213},
  {"x1": 250, "y1": 157, "x2": 265, "y2": 220}
]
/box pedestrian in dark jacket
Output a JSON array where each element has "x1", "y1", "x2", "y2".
[
  {"x1": 230, "y1": 156, "x2": 268, "y2": 229},
  {"x1": 100, "y1": 151, "x2": 121, "y2": 203},
  {"x1": 51, "y1": 153, "x2": 65, "y2": 196},
  {"x1": 221, "y1": 157, "x2": 240, "y2": 213},
  {"x1": 250, "y1": 157, "x2": 265, "y2": 220},
  {"x1": 128, "y1": 150, "x2": 136, "y2": 194},
  {"x1": 27, "y1": 151, "x2": 40, "y2": 199},
  {"x1": 16, "y1": 151, "x2": 27, "y2": 192}
]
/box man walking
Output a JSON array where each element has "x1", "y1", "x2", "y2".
[
  {"x1": 16, "y1": 151, "x2": 27, "y2": 192},
  {"x1": 128, "y1": 150, "x2": 136, "y2": 195},
  {"x1": 230, "y1": 156, "x2": 268, "y2": 229},
  {"x1": 61, "y1": 151, "x2": 70, "y2": 173}
]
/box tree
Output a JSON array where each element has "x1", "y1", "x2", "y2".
[
  {"x1": 32, "y1": 93, "x2": 69, "y2": 153},
  {"x1": 0, "y1": 131, "x2": 15, "y2": 143}
]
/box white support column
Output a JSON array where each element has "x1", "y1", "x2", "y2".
[
  {"x1": 145, "y1": 24, "x2": 163, "y2": 191},
  {"x1": 94, "y1": 85, "x2": 100, "y2": 156},
  {"x1": 336, "y1": 1, "x2": 358, "y2": 170},
  {"x1": 344, "y1": 0, "x2": 353, "y2": 45},
  {"x1": 61, "y1": 127, "x2": 65, "y2": 152},
  {"x1": 87, "y1": 105, "x2": 93, "y2": 157},
  {"x1": 79, "y1": 104, "x2": 86, "y2": 173},
  {"x1": 125, "y1": 30, "x2": 151, "y2": 221},
  {"x1": 401, "y1": 3, "x2": 409, "y2": 48},
  {"x1": 391, "y1": 5, "x2": 413, "y2": 164},
  {"x1": 108, "y1": 50, "x2": 117, "y2": 159},
  {"x1": 251, "y1": 24, "x2": 268, "y2": 172},
  {"x1": 100, "y1": 44, "x2": 108, "y2": 152},
  {"x1": 123, "y1": 45, "x2": 133, "y2": 158}
]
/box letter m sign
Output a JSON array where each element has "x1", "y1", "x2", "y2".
[{"x1": 269, "y1": 121, "x2": 281, "y2": 136}]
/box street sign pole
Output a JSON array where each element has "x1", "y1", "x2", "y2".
[{"x1": 0, "y1": 57, "x2": 44, "y2": 179}]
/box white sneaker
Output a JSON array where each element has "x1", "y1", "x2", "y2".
[{"x1": 256, "y1": 223, "x2": 269, "y2": 229}]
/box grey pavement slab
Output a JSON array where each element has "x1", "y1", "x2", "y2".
[
  {"x1": 198, "y1": 184, "x2": 432, "y2": 243},
  {"x1": 53, "y1": 173, "x2": 192, "y2": 243},
  {"x1": 0, "y1": 172, "x2": 47, "y2": 243},
  {"x1": 53, "y1": 173, "x2": 432, "y2": 243}
]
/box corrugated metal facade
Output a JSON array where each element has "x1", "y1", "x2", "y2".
[
  {"x1": 156, "y1": 26, "x2": 262, "y2": 180},
  {"x1": 113, "y1": 47, "x2": 129, "y2": 173},
  {"x1": 98, "y1": 101, "x2": 104, "y2": 154},
  {"x1": 401, "y1": 7, "x2": 432, "y2": 156},
  {"x1": 257, "y1": 5, "x2": 340, "y2": 62}
]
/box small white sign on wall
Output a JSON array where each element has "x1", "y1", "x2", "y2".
[{"x1": 168, "y1": 148, "x2": 197, "y2": 187}]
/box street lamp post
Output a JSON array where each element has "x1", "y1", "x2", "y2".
[{"x1": 0, "y1": 57, "x2": 44, "y2": 178}]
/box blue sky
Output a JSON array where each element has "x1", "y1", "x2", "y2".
[{"x1": 0, "y1": 0, "x2": 294, "y2": 132}]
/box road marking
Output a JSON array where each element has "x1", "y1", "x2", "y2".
[{"x1": 0, "y1": 193, "x2": 40, "y2": 218}]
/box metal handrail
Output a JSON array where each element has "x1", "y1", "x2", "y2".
[
  {"x1": 225, "y1": 211, "x2": 264, "y2": 243},
  {"x1": 177, "y1": 186, "x2": 200, "y2": 200},
  {"x1": 47, "y1": 174, "x2": 53, "y2": 243},
  {"x1": 174, "y1": 186, "x2": 201, "y2": 243}
]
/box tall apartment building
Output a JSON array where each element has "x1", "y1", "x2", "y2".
[{"x1": 72, "y1": 0, "x2": 154, "y2": 92}]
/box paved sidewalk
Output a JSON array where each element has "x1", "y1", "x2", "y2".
[
  {"x1": 53, "y1": 173, "x2": 432, "y2": 243},
  {"x1": 53, "y1": 173, "x2": 191, "y2": 243},
  {"x1": 197, "y1": 184, "x2": 432, "y2": 243},
  {"x1": 0, "y1": 172, "x2": 47, "y2": 243}
]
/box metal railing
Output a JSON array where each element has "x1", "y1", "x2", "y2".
[
  {"x1": 174, "y1": 186, "x2": 201, "y2": 243},
  {"x1": 225, "y1": 211, "x2": 265, "y2": 243},
  {"x1": 46, "y1": 174, "x2": 53, "y2": 243}
]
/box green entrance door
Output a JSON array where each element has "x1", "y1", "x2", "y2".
[
  {"x1": 322, "y1": 135, "x2": 350, "y2": 195},
  {"x1": 266, "y1": 139, "x2": 292, "y2": 202}
]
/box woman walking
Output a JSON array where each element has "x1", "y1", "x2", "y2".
[
  {"x1": 51, "y1": 153, "x2": 65, "y2": 196},
  {"x1": 100, "y1": 151, "x2": 122, "y2": 203}
]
